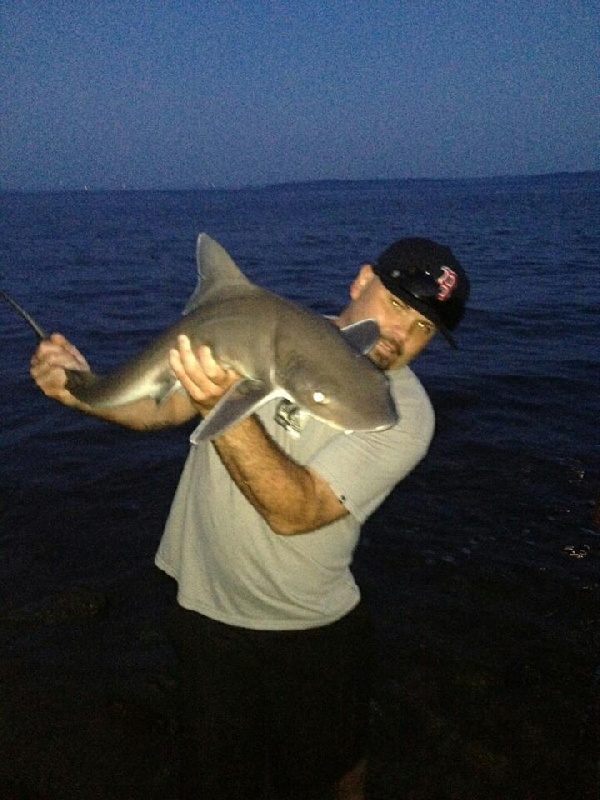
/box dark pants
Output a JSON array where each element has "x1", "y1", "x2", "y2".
[{"x1": 167, "y1": 602, "x2": 373, "y2": 800}]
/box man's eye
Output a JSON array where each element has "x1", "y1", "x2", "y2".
[{"x1": 417, "y1": 321, "x2": 435, "y2": 335}]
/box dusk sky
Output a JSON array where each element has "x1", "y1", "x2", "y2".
[{"x1": 1, "y1": 1, "x2": 598, "y2": 191}]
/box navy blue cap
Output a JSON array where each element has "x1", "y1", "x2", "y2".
[{"x1": 373, "y1": 237, "x2": 469, "y2": 348}]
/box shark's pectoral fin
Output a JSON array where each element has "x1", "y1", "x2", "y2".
[
  {"x1": 189, "y1": 378, "x2": 275, "y2": 443},
  {"x1": 340, "y1": 319, "x2": 381, "y2": 354}
]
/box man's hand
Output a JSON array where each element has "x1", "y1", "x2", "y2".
[
  {"x1": 169, "y1": 335, "x2": 241, "y2": 416},
  {"x1": 30, "y1": 333, "x2": 91, "y2": 406}
]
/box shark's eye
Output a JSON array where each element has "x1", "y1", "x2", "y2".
[{"x1": 312, "y1": 391, "x2": 329, "y2": 404}]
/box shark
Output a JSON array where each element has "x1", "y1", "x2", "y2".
[{"x1": 2, "y1": 234, "x2": 398, "y2": 441}]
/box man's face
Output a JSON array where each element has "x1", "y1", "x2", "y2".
[{"x1": 338, "y1": 265, "x2": 437, "y2": 370}]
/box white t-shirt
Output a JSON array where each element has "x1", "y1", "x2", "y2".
[{"x1": 155, "y1": 365, "x2": 434, "y2": 630}]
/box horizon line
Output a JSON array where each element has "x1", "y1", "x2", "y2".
[{"x1": 1, "y1": 168, "x2": 598, "y2": 195}]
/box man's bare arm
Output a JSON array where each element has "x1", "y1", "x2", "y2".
[
  {"x1": 170, "y1": 335, "x2": 348, "y2": 535},
  {"x1": 213, "y1": 416, "x2": 348, "y2": 534},
  {"x1": 30, "y1": 333, "x2": 196, "y2": 430}
]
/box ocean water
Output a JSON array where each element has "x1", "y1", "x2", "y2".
[{"x1": 0, "y1": 173, "x2": 598, "y2": 654}]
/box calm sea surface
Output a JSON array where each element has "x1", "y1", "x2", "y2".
[{"x1": 0, "y1": 173, "x2": 598, "y2": 647}]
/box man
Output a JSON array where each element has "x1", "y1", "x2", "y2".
[{"x1": 30, "y1": 237, "x2": 469, "y2": 800}]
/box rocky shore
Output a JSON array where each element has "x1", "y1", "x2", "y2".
[{"x1": 0, "y1": 530, "x2": 597, "y2": 800}]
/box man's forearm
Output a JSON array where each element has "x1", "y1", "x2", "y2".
[
  {"x1": 169, "y1": 335, "x2": 347, "y2": 533},
  {"x1": 76, "y1": 391, "x2": 195, "y2": 431},
  {"x1": 213, "y1": 415, "x2": 346, "y2": 535},
  {"x1": 31, "y1": 333, "x2": 196, "y2": 431}
]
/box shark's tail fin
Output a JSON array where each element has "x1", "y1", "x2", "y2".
[{"x1": 1, "y1": 291, "x2": 48, "y2": 340}]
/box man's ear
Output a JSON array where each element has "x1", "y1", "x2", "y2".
[{"x1": 349, "y1": 264, "x2": 375, "y2": 299}]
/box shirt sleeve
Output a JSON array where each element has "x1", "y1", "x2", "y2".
[{"x1": 307, "y1": 370, "x2": 435, "y2": 523}]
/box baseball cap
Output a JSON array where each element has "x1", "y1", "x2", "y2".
[{"x1": 372, "y1": 237, "x2": 469, "y2": 348}]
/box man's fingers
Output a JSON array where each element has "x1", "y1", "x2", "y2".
[
  {"x1": 29, "y1": 333, "x2": 92, "y2": 405},
  {"x1": 170, "y1": 336, "x2": 240, "y2": 411},
  {"x1": 31, "y1": 339, "x2": 89, "y2": 373}
]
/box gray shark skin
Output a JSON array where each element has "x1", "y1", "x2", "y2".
[{"x1": 2, "y1": 235, "x2": 399, "y2": 441}]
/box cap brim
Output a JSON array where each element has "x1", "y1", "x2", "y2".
[{"x1": 439, "y1": 327, "x2": 458, "y2": 349}]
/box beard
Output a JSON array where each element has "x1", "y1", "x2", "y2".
[{"x1": 369, "y1": 338, "x2": 403, "y2": 370}]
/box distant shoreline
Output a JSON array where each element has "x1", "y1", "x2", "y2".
[{"x1": 1, "y1": 169, "x2": 598, "y2": 195}]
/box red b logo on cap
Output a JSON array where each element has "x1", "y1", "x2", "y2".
[{"x1": 436, "y1": 267, "x2": 457, "y2": 301}]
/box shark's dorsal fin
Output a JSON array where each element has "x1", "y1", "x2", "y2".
[
  {"x1": 340, "y1": 319, "x2": 381, "y2": 354},
  {"x1": 183, "y1": 234, "x2": 254, "y2": 315}
]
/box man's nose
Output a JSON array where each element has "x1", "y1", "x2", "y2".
[{"x1": 389, "y1": 319, "x2": 411, "y2": 341}]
